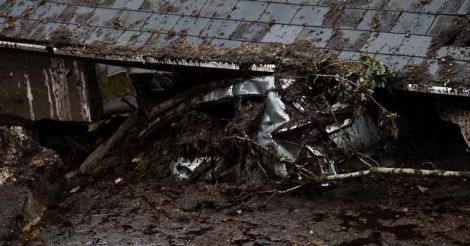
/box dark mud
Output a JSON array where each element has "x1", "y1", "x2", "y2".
[{"x1": 24, "y1": 174, "x2": 470, "y2": 245}]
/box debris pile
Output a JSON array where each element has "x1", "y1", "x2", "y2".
[
  {"x1": 79, "y1": 54, "x2": 397, "y2": 187},
  {"x1": 0, "y1": 126, "x2": 65, "y2": 242}
]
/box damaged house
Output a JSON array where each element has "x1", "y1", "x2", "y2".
[{"x1": 0, "y1": 0, "x2": 469, "y2": 243}]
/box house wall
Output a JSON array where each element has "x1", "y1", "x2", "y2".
[{"x1": 0, "y1": 49, "x2": 100, "y2": 122}]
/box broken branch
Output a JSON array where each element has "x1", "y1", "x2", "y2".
[{"x1": 321, "y1": 167, "x2": 470, "y2": 182}]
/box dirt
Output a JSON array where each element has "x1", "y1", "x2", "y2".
[{"x1": 20, "y1": 172, "x2": 470, "y2": 245}]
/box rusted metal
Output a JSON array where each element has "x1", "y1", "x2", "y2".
[{"x1": 0, "y1": 49, "x2": 100, "y2": 122}]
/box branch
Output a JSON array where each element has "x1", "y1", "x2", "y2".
[{"x1": 321, "y1": 167, "x2": 470, "y2": 182}]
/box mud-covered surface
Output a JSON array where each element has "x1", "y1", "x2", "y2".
[{"x1": 23, "y1": 174, "x2": 470, "y2": 245}]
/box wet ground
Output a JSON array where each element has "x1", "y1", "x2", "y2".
[{"x1": 21, "y1": 174, "x2": 470, "y2": 245}]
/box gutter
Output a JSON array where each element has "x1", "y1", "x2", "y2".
[{"x1": 0, "y1": 40, "x2": 276, "y2": 73}]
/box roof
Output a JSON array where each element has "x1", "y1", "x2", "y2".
[{"x1": 0, "y1": 0, "x2": 469, "y2": 85}]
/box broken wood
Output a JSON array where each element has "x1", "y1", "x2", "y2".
[
  {"x1": 321, "y1": 167, "x2": 470, "y2": 181},
  {"x1": 79, "y1": 113, "x2": 138, "y2": 174}
]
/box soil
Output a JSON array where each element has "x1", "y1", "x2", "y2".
[{"x1": 22, "y1": 173, "x2": 470, "y2": 245}]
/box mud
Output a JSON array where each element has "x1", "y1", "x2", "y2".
[{"x1": 23, "y1": 173, "x2": 470, "y2": 245}]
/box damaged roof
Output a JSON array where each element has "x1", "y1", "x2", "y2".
[{"x1": 0, "y1": 0, "x2": 469, "y2": 83}]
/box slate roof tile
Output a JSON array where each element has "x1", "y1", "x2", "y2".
[
  {"x1": 426, "y1": 15, "x2": 457, "y2": 36},
  {"x1": 31, "y1": 3, "x2": 67, "y2": 21},
  {"x1": 357, "y1": 10, "x2": 400, "y2": 32},
  {"x1": 67, "y1": 24, "x2": 93, "y2": 43},
  {"x1": 261, "y1": 24, "x2": 303, "y2": 44},
  {"x1": 327, "y1": 29, "x2": 371, "y2": 51},
  {"x1": 87, "y1": 8, "x2": 122, "y2": 28},
  {"x1": 2, "y1": 0, "x2": 36, "y2": 18},
  {"x1": 201, "y1": 19, "x2": 240, "y2": 39},
  {"x1": 361, "y1": 32, "x2": 405, "y2": 54},
  {"x1": 439, "y1": 0, "x2": 466, "y2": 14},
  {"x1": 385, "y1": 0, "x2": 425, "y2": 11},
  {"x1": 57, "y1": 6, "x2": 96, "y2": 25},
  {"x1": 85, "y1": 27, "x2": 123, "y2": 44},
  {"x1": 391, "y1": 12, "x2": 436, "y2": 35},
  {"x1": 319, "y1": 0, "x2": 353, "y2": 6},
  {"x1": 290, "y1": 5, "x2": 330, "y2": 26},
  {"x1": 172, "y1": 16, "x2": 209, "y2": 36},
  {"x1": 436, "y1": 47, "x2": 470, "y2": 61},
  {"x1": 352, "y1": 0, "x2": 390, "y2": 9},
  {"x1": 115, "y1": 10, "x2": 151, "y2": 31},
  {"x1": 287, "y1": 0, "x2": 321, "y2": 5},
  {"x1": 211, "y1": 38, "x2": 244, "y2": 47},
  {"x1": 116, "y1": 30, "x2": 152, "y2": 47},
  {"x1": 259, "y1": 3, "x2": 300, "y2": 24},
  {"x1": 139, "y1": 0, "x2": 177, "y2": 13},
  {"x1": 141, "y1": 14, "x2": 180, "y2": 33},
  {"x1": 172, "y1": 0, "x2": 208, "y2": 16},
  {"x1": 111, "y1": 0, "x2": 146, "y2": 10},
  {"x1": 229, "y1": 1, "x2": 268, "y2": 21},
  {"x1": 338, "y1": 50, "x2": 362, "y2": 60},
  {"x1": 230, "y1": 22, "x2": 271, "y2": 42},
  {"x1": 373, "y1": 54, "x2": 411, "y2": 70},
  {"x1": 323, "y1": 7, "x2": 366, "y2": 28},
  {"x1": 29, "y1": 22, "x2": 67, "y2": 41},
  {"x1": 397, "y1": 35, "x2": 433, "y2": 57},
  {"x1": 1, "y1": 19, "x2": 39, "y2": 39},
  {"x1": 458, "y1": 0, "x2": 470, "y2": 15},
  {"x1": 297, "y1": 26, "x2": 333, "y2": 48},
  {"x1": 199, "y1": 0, "x2": 238, "y2": 18}
]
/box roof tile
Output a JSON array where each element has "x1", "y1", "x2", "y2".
[
  {"x1": 385, "y1": 0, "x2": 424, "y2": 11},
  {"x1": 361, "y1": 32, "x2": 405, "y2": 54},
  {"x1": 85, "y1": 27, "x2": 123, "y2": 44},
  {"x1": 229, "y1": 1, "x2": 268, "y2": 21},
  {"x1": 139, "y1": 0, "x2": 177, "y2": 12},
  {"x1": 230, "y1": 22, "x2": 271, "y2": 42},
  {"x1": 436, "y1": 46, "x2": 470, "y2": 61},
  {"x1": 115, "y1": 10, "x2": 151, "y2": 31},
  {"x1": 290, "y1": 6, "x2": 330, "y2": 26},
  {"x1": 87, "y1": 8, "x2": 122, "y2": 28},
  {"x1": 338, "y1": 50, "x2": 362, "y2": 60},
  {"x1": 2, "y1": 1, "x2": 36, "y2": 17},
  {"x1": 391, "y1": 12, "x2": 436, "y2": 35},
  {"x1": 67, "y1": 24, "x2": 93, "y2": 43},
  {"x1": 297, "y1": 26, "x2": 333, "y2": 48},
  {"x1": 327, "y1": 29, "x2": 371, "y2": 51},
  {"x1": 172, "y1": 0, "x2": 208, "y2": 16},
  {"x1": 357, "y1": 10, "x2": 400, "y2": 32},
  {"x1": 261, "y1": 24, "x2": 302, "y2": 44},
  {"x1": 200, "y1": 19, "x2": 240, "y2": 38},
  {"x1": 439, "y1": 0, "x2": 466, "y2": 14},
  {"x1": 319, "y1": 0, "x2": 352, "y2": 6},
  {"x1": 397, "y1": 35, "x2": 433, "y2": 57},
  {"x1": 211, "y1": 38, "x2": 243, "y2": 47},
  {"x1": 57, "y1": 6, "x2": 96, "y2": 25},
  {"x1": 372, "y1": 54, "x2": 410, "y2": 70},
  {"x1": 31, "y1": 3, "x2": 67, "y2": 21},
  {"x1": 111, "y1": 0, "x2": 146, "y2": 10},
  {"x1": 352, "y1": 0, "x2": 390, "y2": 9},
  {"x1": 458, "y1": 0, "x2": 470, "y2": 15},
  {"x1": 199, "y1": 0, "x2": 238, "y2": 18},
  {"x1": 287, "y1": 0, "x2": 321, "y2": 4},
  {"x1": 141, "y1": 14, "x2": 180, "y2": 33},
  {"x1": 116, "y1": 30, "x2": 151, "y2": 47},
  {"x1": 323, "y1": 7, "x2": 365, "y2": 28},
  {"x1": 259, "y1": 3, "x2": 300, "y2": 24},
  {"x1": 426, "y1": 15, "x2": 457, "y2": 36},
  {"x1": 172, "y1": 16, "x2": 209, "y2": 36}
]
